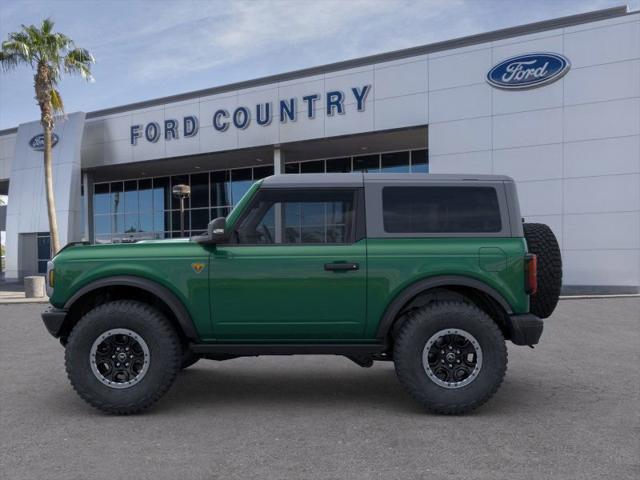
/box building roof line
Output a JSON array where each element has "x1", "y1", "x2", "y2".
[{"x1": 0, "y1": 5, "x2": 630, "y2": 136}]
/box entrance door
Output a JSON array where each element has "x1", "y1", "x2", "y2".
[{"x1": 210, "y1": 187, "x2": 366, "y2": 341}]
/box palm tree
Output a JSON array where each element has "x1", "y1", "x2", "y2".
[{"x1": 0, "y1": 18, "x2": 94, "y2": 255}]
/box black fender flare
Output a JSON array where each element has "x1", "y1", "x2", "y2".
[
  {"x1": 64, "y1": 275, "x2": 199, "y2": 340},
  {"x1": 375, "y1": 275, "x2": 513, "y2": 340}
]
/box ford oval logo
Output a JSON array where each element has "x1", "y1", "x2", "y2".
[
  {"x1": 487, "y1": 53, "x2": 570, "y2": 90},
  {"x1": 29, "y1": 133, "x2": 59, "y2": 151}
]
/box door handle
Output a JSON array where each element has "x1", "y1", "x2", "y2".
[{"x1": 324, "y1": 262, "x2": 359, "y2": 272}]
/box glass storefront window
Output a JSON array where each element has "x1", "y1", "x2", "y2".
[
  {"x1": 326, "y1": 157, "x2": 351, "y2": 173},
  {"x1": 153, "y1": 177, "x2": 170, "y2": 211},
  {"x1": 231, "y1": 168, "x2": 253, "y2": 204},
  {"x1": 190, "y1": 173, "x2": 209, "y2": 208},
  {"x1": 411, "y1": 149, "x2": 429, "y2": 173},
  {"x1": 353, "y1": 154, "x2": 380, "y2": 172},
  {"x1": 381, "y1": 151, "x2": 410, "y2": 173},
  {"x1": 94, "y1": 183, "x2": 110, "y2": 215},
  {"x1": 37, "y1": 232, "x2": 50, "y2": 273},
  {"x1": 91, "y1": 151, "x2": 427, "y2": 244},
  {"x1": 124, "y1": 180, "x2": 138, "y2": 213},
  {"x1": 211, "y1": 171, "x2": 230, "y2": 207},
  {"x1": 300, "y1": 160, "x2": 324, "y2": 173}
]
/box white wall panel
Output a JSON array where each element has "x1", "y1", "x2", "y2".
[
  {"x1": 564, "y1": 60, "x2": 640, "y2": 106},
  {"x1": 563, "y1": 249, "x2": 640, "y2": 286},
  {"x1": 198, "y1": 124, "x2": 238, "y2": 153},
  {"x1": 492, "y1": 143, "x2": 562, "y2": 181},
  {"x1": 564, "y1": 135, "x2": 640, "y2": 178},
  {"x1": 428, "y1": 83, "x2": 491, "y2": 123},
  {"x1": 429, "y1": 116, "x2": 491, "y2": 155},
  {"x1": 374, "y1": 60, "x2": 427, "y2": 100},
  {"x1": 374, "y1": 93, "x2": 428, "y2": 131},
  {"x1": 279, "y1": 112, "x2": 325, "y2": 144},
  {"x1": 564, "y1": 20, "x2": 640, "y2": 68},
  {"x1": 564, "y1": 212, "x2": 640, "y2": 250},
  {"x1": 564, "y1": 174, "x2": 640, "y2": 214},
  {"x1": 492, "y1": 80, "x2": 563, "y2": 115},
  {"x1": 516, "y1": 180, "x2": 563, "y2": 216},
  {"x1": 324, "y1": 69, "x2": 374, "y2": 107},
  {"x1": 428, "y1": 48, "x2": 492, "y2": 90},
  {"x1": 492, "y1": 34, "x2": 563, "y2": 62},
  {"x1": 493, "y1": 108, "x2": 562, "y2": 149},
  {"x1": 564, "y1": 98, "x2": 640, "y2": 142},
  {"x1": 325, "y1": 102, "x2": 374, "y2": 138},
  {"x1": 429, "y1": 150, "x2": 492, "y2": 174}
]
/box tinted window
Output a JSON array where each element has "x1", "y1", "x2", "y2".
[
  {"x1": 236, "y1": 189, "x2": 357, "y2": 245},
  {"x1": 382, "y1": 186, "x2": 501, "y2": 233}
]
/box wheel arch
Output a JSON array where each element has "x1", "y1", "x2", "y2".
[
  {"x1": 60, "y1": 276, "x2": 198, "y2": 343},
  {"x1": 375, "y1": 275, "x2": 514, "y2": 342}
]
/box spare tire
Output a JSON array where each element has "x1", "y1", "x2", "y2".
[{"x1": 523, "y1": 223, "x2": 562, "y2": 319}]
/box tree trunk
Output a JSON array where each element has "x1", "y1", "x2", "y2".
[
  {"x1": 43, "y1": 122, "x2": 61, "y2": 254},
  {"x1": 35, "y1": 63, "x2": 61, "y2": 256}
]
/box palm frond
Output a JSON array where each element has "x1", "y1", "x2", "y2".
[
  {"x1": 64, "y1": 47, "x2": 94, "y2": 81},
  {"x1": 50, "y1": 88, "x2": 64, "y2": 113}
]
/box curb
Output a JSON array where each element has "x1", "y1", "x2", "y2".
[{"x1": 0, "y1": 298, "x2": 50, "y2": 305}]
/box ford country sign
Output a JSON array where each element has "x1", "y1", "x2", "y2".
[
  {"x1": 487, "y1": 53, "x2": 570, "y2": 90},
  {"x1": 29, "y1": 133, "x2": 59, "y2": 151}
]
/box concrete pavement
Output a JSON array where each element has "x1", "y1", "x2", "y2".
[{"x1": 1, "y1": 298, "x2": 638, "y2": 480}]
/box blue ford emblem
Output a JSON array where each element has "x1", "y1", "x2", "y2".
[
  {"x1": 29, "y1": 133, "x2": 59, "y2": 151},
  {"x1": 487, "y1": 53, "x2": 570, "y2": 90}
]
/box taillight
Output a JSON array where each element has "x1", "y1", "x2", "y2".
[{"x1": 524, "y1": 254, "x2": 537, "y2": 295}]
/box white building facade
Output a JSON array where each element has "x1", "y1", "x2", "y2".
[{"x1": 0, "y1": 6, "x2": 638, "y2": 293}]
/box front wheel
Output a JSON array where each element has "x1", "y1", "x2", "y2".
[
  {"x1": 65, "y1": 300, "x2": 182, "y2": 414},
  {"x1": 393, "y1": 301, "x2": 507, "y2": 414}
]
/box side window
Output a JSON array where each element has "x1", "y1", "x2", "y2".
[
  {"x1": 382, "y1": 186, "x2": 502, "y2": 233},
  {"x1": 235, "y1": 189, "x2": 357, "y2": 244}
]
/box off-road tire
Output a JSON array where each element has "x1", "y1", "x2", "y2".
[
  {"x1": 65, "y1": 300, "x2": 181, "y2": 414},
  {"x1": 394, "y1": 301, "x2": 507, "y2": 414},
  {"x1": 180, "y1": 350, "x2": 200, "y2": 370},
  {"x1": 523, "y1": 222, "x2": 562, "y2": 319}
]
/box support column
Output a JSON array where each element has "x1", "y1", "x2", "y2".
[
  {"x1": 273, "y1": 146, "x2": 285, "y2": 175},
  {"x1": 83, "y1": 172, "x2": 94, "y2": 243},
  {"x1": 273, "y1": 147, "x2": 284, "y2": 243}
]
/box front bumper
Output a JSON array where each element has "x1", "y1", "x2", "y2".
[
  {"x1": 42, "y1": 307, "x2": 68, "y2": 338},
  {"x1": 507, "y1": 313, "x2": 543, "y2": 346}
]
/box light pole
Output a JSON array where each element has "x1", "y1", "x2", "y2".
[{"x1": 172, "y1": 184, "x2": 191, "y2": 238}]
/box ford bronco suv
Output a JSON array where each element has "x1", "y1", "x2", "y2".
[{"x1": 42, "y1": 173, "x2": 562, "y2": 415}]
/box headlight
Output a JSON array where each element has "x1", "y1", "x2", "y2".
[{"x1": 46, "y1": 261, "x2": 55, "y2": 297}]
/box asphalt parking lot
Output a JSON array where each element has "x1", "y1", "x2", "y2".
[{"x1": 1, "y1": 298, "x2": 638, "y2": 480}]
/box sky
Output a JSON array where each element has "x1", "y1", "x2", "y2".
[{"x1": 0, "y1": 0, "x2": 636, "y2": 130}]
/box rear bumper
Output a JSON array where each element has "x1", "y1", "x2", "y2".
[
  {"x1": 507, "y1": 313, "x2": 543, "y2": 346},
  {"x1": 41, "y1": 307, "x2": 68, "y2": 338}
]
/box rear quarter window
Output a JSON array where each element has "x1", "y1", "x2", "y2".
[{"x1": 382, "y1": 186, "x2": 502, "y2": 233}]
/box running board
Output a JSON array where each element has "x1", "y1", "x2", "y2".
[{"x1": 189, "y1": 343, "x2": 387, "y2": 356}]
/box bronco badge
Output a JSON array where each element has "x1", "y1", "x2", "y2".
[{"x1": 191, "y1": 262, "x2": 205, "y2": 273}]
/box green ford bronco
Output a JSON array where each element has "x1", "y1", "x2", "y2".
[{"x1": 42, "y1": 173, "x2": 562, "y2": 414}]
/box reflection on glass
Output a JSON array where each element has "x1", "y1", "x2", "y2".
[
  {"x1": 190, "y1": 208, "x2": 209, "y2": 231},
  {"x1": 171, "y1": 175, "x2": 190, "y2": 209},
  {"x1": 94, "y1": 183, "x2": 110, "y2": 214},
  {"x1": 153, "y1": 177, "x2": 170, "y2": 211},
  {"x1": 211, "y1": 171, "x2": 230, "y2": 207},
  {"x1": 300, "y1": 160, "x2": 324, "y2": 173},
  {"x1": 139, "y1": 179, "x2": 153, "y2": 212},
  {"x1": 190, "y1": 173, "x2": 209, "y2": 208},
  {"x1": 124, "y1": 180, "x2": 138, "y2": 212},
  {"x1": 326, "y1": 157, "x2": 350, "y2": 173}
]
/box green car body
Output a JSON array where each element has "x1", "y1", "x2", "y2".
[
  {"x1": 42, "y1": 173, "x2": 559, "y2": 414},
  {"x1": 46, "y1": 175, "x2": 531, "y2": 345}
]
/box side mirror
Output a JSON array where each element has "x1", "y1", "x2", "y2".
[
  {"x1": 208, "y1": 217, "x2": 228, "y2": 243},
  {"x1": 195, "y1": 217, "x2": 228, "y2": 244}
]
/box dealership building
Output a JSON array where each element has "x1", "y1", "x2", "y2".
[{"x1": 0, "y1": 5, "x2": 639, "y2": 293}]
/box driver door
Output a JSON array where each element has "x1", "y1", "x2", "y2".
[{"x1": 209, "y1": 187, "x2": 366, "y2": 341}]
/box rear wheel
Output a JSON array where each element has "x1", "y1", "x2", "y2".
[
  {"x1": 523, "y1": 222, "x2": 562, "y2": 319},
  {"x1": 394, "y1": 301, "x2": 507, "y2": 414},
  {"x1": 65, "y1": 300, "x2": 181, "y2": 414}
]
